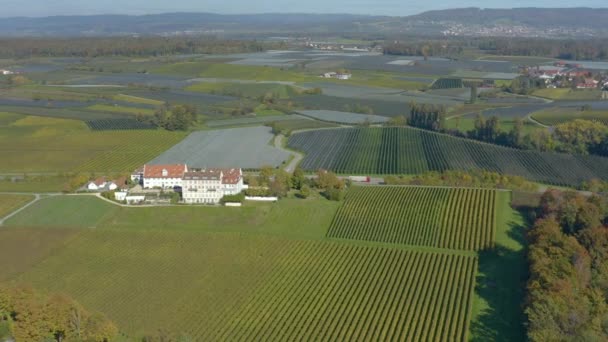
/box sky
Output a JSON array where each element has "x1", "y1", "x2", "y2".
[{"x1": 2, "y1": 0, "x2": 607, "y2": 17}]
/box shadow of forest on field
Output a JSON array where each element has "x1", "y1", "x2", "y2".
[{"x1": 470, "y1": 218, "x2": 528, "y2": 342}]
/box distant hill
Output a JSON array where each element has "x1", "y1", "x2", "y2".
[
  {"x1": 0, "y1": 12, "x2": 376, "y2": 36},
  {"x1": 410, "y1": 7, "x2": 608, "y2": 28},
  {"x1": 0, "y1": 8, "x2": 607, "y2": 37}
]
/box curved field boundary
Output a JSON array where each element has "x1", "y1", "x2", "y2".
[
  {"x1": 328, "y1": 186, "x2": 496, "y2": 251},
  {"x1": 287, "y1": 127, "x2": 608, "y2": 186}
]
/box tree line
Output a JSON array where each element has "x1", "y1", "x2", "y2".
[
  {"x1": 525, "y1": 190, "x2": 608, "y2": 341},
  {"x1": 0, "y1": 284, "x2": 117, "y2": 342},
  {"x1": 136, "y1": 104, "x2": 198, "y2": 131},
  {"x1": 0, "y1": 37, "x2": 285, "y2": 59},
  {"x1": 384, "y1": 37, "x2": 608, "y2": 61}
]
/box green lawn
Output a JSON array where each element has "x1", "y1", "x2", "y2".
[
  {"x1": 5, "y1": 196, "x2": 117, "y2": 228},
  {"x1": 6, "y1": 195, "x2": 340, "y2": 239},
  {"x1": 531, "y1": 107, "x2": 608, "y2": 125},
  {"x1": 469, "y1": 191, "x2": 527, "y2": 341},
  {"x1": 0, "y1": 194, "x2": 34, "y2": 218}
]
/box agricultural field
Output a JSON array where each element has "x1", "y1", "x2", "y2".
[
  {"x1": 0, "y1": 186, "x2": 524, "y2": 340},
  {"x1": 0, "y1": 112, "x2": 186, "y2": 173},
  {"x1": 531, "y1": 107, "x2": 608, "y2": 125},
  {"x1": 86, "y1": 118, "x2": 156, "y2": 131},
  {"x1": 85, "y1": 104, "x2": 156, "y2": 116},
  {"x1": 296, "y1": 109, "x2": 389, "y2": 124},
  {"x1": 532, "y1": 88, "x2": 602, "y2": 100},
  {"x1": 267, "y1": 119, "x2": 339, "y2": 134},
  {"x1": 148, "y1": 126, "x2": 290, "y2": 169},
  {"x1": 4, "y1": 230, "x2": 476, "y2": 341},
  {"x1": 431, "y1": 78, "x2": 464, "y2": 89},
  {"x1": 0, "y1": 194, "x2": 34, "y2": 218},
  {"x1": 205, "y1": 114, "x2": 304, "y2": 128},
  {"x1": 329, "y1": 186, "x2": 496, "y2": 251},
  {"x1": 288, "y1": 127, "x2": 608, "y2": 186},
  {"x1": 186, "y1": 82, "x2": 302, "y2": 99}
]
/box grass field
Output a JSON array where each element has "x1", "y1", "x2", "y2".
[
  {"x1": 446, "y1": 116, "x2": 544, "y2": 135},
  {"x1": 288, "y1": 127, "x2": 608, "y2": 186},
  {"x1": 0, "y1": 176, "x2": 71, "y2": 193},
  {"x1": 155, "y1": 62, "x2": 313, "y2": 82},
  {"x1": 0, "y1": 112, "x2": 186, "y2": 173},
  {"x1": 113, "y1": 94, "x2": 164, "y2": 106},
  {"x1": 0, "y1": 194, "x2": 34, "y2": 218},
  {"x1": 86, "y1": 104, "x2": 156, "y2": 116},
  {"x1": 6, "y1": 196, "x2": 341, "y2": 239},
  {"x1": 532, "y1": 88, "x2": 602, "y2": 100},
  {"x1": 531, "y1": 107, "x2": 608, "y2": 125},
  {"x1": 328, "y1": 186, "x2": 496, "y2": 251},
  {"x1": 186, "y1": 82, "x2": 302, "y2": 99}
]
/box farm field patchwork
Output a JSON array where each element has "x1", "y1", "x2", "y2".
[
  {"x1": 7, "y1": 230, "x2": 477, "y2": 341},
  {"x1": 148, "y1": 126, "x2": 291, "y2": 169},
  {"x1": 205, "y1": 114, "x2": 304, "y2": 128},
  {"x1": 288, "y1": 127, "x2": 608, "y2": 186},
  {"x1": 296, "y1": 109, "x2": 389, "y2": 124},
  {"x1": 0, "y1": 194, "x2": 34, "y2": 218},
  {"x1": 532, "y1": 88, "x2": 602, "y2": 100},
  {"x1": 328, "y1": 186, "x2": 496, "y2": 251},
  {"x1": 0, "y1": 112, "x2": 186, "y2": 173},
  {"x1": 531, "y1": 107, "x2": 608, "y2": 125}
]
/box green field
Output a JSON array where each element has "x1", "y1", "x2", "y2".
[
  {"x1": 113, "y1": 94, "x2": 164, "y2": 106},
  {"x1": 155, "y1": 62, "x2": 313, "y2": 82},
  {"x1": 531, "y1": 107, "x2": 608, "y2": 125},
  {"x1": 0, "y1": 175, "x2": 72, "y2": 193},
  {"x1": 0, "y1": 194, "x2": 34, "y2": 218},
  {"x1": 328, "y1": 186, "x2": 496, "y2": 251},
  {"x1": 86, "y1": 104, "x2": 156, "y2": 116},
  {"x1": 532, "y1": 88, "x2": 602, "y2": 100},
  {"x1": 0, "y1": 190, "x2": 527, "y2": 340},
  {"x1": 186, "y1": 82, "x2": 302, "y2": 99},
  {"x1": 0, "y1": 113, "x2": 186, "y2": 173},
  {"x1": 445, "y1": 116, "x2": 544, "y2": 135},
  {"x1": 6, "y1": 196, "x2": 341, "y2": 239}
]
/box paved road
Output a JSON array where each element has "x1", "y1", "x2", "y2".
[{"x1": 274, "y1": 134, "x2": 303, "y2": 173}]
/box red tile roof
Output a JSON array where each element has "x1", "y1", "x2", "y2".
[
  {"x1": 93, "y1": 177, "x2": 106, "y2": 186},
  {"x1": 221, "y1": 168, "x2": 242, "y2": 185},
  {"x1": 143, "y1": 164, "x2": 187, "y2": 179},
  {"x1": 185, "y1": 168, "x2": 242, "y2": 184}
]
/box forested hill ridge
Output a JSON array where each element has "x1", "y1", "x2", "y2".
[
  {"x1": 1, "y1": 8, "x2": 608, "y2": 37},
  {"x1": 409, "y1": 7, "x2": 608, "y2": 29}
]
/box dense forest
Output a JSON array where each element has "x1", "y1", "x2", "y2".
[
  {"x1": 525, "y1": 190, "x2": 608, "y2": 341},
  {"x1": 0, "y1": 37, "x2": 285, "y2": 58}
]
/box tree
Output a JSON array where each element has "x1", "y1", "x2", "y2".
[
  {"x1": 299, "y1": 184, "x2": 311, "y2": 199},
  {"x1": 291, "y1": 167, "x2": 306, "y2": 190},
  {"x1": 470, "y1": 85, "x2": 478, "y2": 104},
  {"x1": 258, "y1": 166, "x2": 274, "y2": 186}
]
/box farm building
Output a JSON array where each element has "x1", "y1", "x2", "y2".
[
  {"x1": 320, "y1": 71, "x2": 352, "y2": 80},
  {"x1": 86, "y1": 177, "x2": 119, "y2": 191},
  {"x1": 131, "y1": 166, "x2": 144, "y2": 183},
  {"x1": 142, "y1": 164, "x2": 188, "y2": 189},
  {"x1": 182, "y1": 168, "x2": 244, "y2": 204}
]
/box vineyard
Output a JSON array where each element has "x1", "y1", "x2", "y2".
[
  {"x1": 86, "y1": 118, "x2": 156, "y2": 131},
  {"x1": 0, "y1": 194, "x2": 34, "y2": 218},
  {"x1": 288, "y1": 127, "x2": 608, "y2": 186},
  {"x1": 431, "y1": 78, "x2": 464, "y2": 89},
  {"x1": 328, "y1": 186, "x2": 496, "y2": 251},
  {"x1": 531, "y1": 107, "x2": 608, "y2": 126},
  {"x1": 12, "y1": 230, "x2": 478, "y2": 341}
]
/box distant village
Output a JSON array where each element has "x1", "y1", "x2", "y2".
[{"x1": 525, "y1": 61, "x2": 608, "y2": 92}]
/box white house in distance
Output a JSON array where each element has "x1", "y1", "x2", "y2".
[
  {"x1": 142, "y1": 164, "x2": 188, "y2": 189},
  {"x1": 182, "y1": 168, "x2": 244, "y2": 204},
  {"x1": 86, "y1": 177, "x2": 118, "y2": 191},
  {"x1": 320, "y1": 71, "x2": 352, "y2": 80}
]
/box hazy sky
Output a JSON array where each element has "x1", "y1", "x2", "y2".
[{"x1": 2, "y1": 0, "x2": 607, "y2": 17}]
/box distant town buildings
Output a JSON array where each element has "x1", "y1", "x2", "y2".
[{"x1": 0, "y1": 69, "x2": 14, "y2": 75}]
